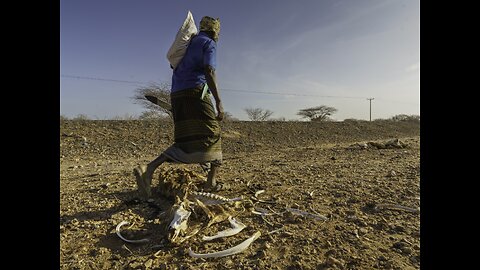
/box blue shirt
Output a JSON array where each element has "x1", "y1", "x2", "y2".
[{"x1": 171, "y1": 32, "x2": 217, "y2": 93}]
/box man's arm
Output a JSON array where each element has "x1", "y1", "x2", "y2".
[{"x1": 205, "y1": 65, "x2": 224, "y2": 121}]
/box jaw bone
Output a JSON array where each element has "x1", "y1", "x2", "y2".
[
  {"x1": 191, "y1": 191, "x2": 243, "y2": 205},
  {"x1": 189, "y1": 231, "x2": 261, "y2": 258},
  {"x1": 202, "y1": 216, "x2": 247, "y2": 241}
]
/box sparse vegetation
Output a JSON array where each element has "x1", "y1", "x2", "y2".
[
  {"x1": 133, "y1": 82, "x2": 173, "y2": 119},
  {"x1": 110, "y1": 114, "x2": 138, "y2": 121},
  {"x1": 343, "y1": 118, "x2": 367, "y2": 122},
  {"x1": 271, "y1": 117, "x2": 287, "y2": 122},
  {"x1": 138, "y1": 110, "x2": 166, "y2": 120},
  {"x1": 223, "y1": 111, "x2": 239, "y2": 122},
  {"x1": 389, "y1": 114, "x2": 420, "y2": 122},
  {"x1": 244, "y1": 107, "x2": 274, "y2": 121},
  {"x1": 72, "y1": 114, "x2": 90, "y2": 121}
]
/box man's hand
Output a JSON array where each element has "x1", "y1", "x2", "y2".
[{"x1": 216, "y1": 101, "x2": 224, "y2": 121}]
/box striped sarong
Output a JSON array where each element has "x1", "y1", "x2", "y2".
[{"x1": 162, "y1": 86, "x2": 222, "y2": 165}]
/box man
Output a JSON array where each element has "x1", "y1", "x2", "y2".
[{"x1": 134, "y1": 16, "x2": 224, "y2": 198}]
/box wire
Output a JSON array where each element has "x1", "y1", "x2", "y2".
[
  {"x1": 60, "y1": 74, "x2": 419, "y2": 105},
  {"x1": 221, "y1": 88, "x2": 369, "y2": 99},
  {"x1": 61, "y1": 74, "x2": 145, "y2": 85}
]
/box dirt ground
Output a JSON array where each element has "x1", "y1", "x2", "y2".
[{"x1": 60, "y1": 120, "x2": 420, "y2": 269}]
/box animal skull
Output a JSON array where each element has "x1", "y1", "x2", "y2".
[{"x1": 167, "y1": 198, "x2": 192, "y2": 243}]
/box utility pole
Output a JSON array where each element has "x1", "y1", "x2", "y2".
[{"x1": 367, "y1": 98, "x2": 374, "y2": 121}]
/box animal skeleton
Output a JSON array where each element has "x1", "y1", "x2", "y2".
[
  {"x1": 156, "y1": 168, "x2": 248, "y2": 245},
  {"x1": 117, "y1": 167, "x2": 330, "y2": 257}
]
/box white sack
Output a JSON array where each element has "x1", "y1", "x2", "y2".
[{"x1": 167, "y1": 11, "x2": 197, "y2": 69}]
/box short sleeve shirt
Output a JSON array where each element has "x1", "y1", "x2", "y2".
[{"x1": 171, "y1": 32, "x2": 216, "y2": 93}]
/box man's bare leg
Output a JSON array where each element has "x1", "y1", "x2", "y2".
[
  {"x1": 206, "y1": 163, "x2": 218, "y2": 188},
  {"x1": 134, "y1": 154, "x2": 168, "y2": 198},
  {"x1": 146, "y1": 154, "x2": 168, "y2": 179}
]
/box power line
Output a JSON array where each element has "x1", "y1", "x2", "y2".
[
  {"x1": 221, "y1": 88, "x2": 367, "y2": 99},
  {"x1": 61, "y1": 74, "x2": 146, "y2": 85},
  {"x1": 374, "y1": 98, "x2": 419, "y2": 106},
  {"x1": 61, "y1": 74, "x2": 369, "y2": 100},
  {"x1": 60, "y1": 74, "x2": 419, "y2": 105}
]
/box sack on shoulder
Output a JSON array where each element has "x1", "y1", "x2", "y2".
[{"x1": 166, "y1": 11, "x2": 197, "y2": 69}]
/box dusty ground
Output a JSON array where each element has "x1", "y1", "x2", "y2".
[{"x1": 60, "y1": 120, "x2": 420, "y2": 269}]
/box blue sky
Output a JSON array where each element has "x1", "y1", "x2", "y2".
[{"x1": 60, "y1": 0, "x2": 419, "y2": 120}]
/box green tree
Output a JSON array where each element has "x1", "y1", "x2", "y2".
[{"x1": 297, "y1": 105, "x2": 337, "y2": 121}]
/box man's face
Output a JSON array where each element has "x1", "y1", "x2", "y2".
[{"x1": 213, "y1": 32, "x2": 219, "y2": 42}]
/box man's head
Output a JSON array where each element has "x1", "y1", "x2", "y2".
[{"x1": 200, "y1": 16, "x2": 220, "y2": 42}]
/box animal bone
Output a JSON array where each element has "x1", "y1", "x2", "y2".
[
  {"x1": 145, "y1": 168, "x2": 249, "y2": 245},
  {"x1": 178, "y1": 226, "x2": 201, "y2": 244},
  {"x1": 375, "y1": 203, "x2": 419, "y2": 213},
  {"x1": 115, "y1": 221, "x2": 150, "y2": 244},
  {"x1": 250, "y1": 196, "x2": 276, "y2": 204},
  {"x1": 254, "y1": 190, "x2": 265, "y2": 197},
  {"x1": 202, "y1": 216, "x2": 246, "y2": 241},
  {"x1": 252, "y1": 207, "x2": 285, "y2": 216},
  {"x1": 194, "y1": 199, "x2": 230, "y2": 227},
  {"x1": 192, "y1": 191, "x2": 243, "y2": 205},
  {"x1": 193, "y1": 191, "x2": 231, "y2": 202},
  {"x1": 188, "y1": 231, "x2": 261, "y2": 258},
  {"x1": 252, "y1": 207, "x2": 276, "y2": 216},
  {"x1": 267, "y1": 226, "x2": 285, "y2": 235},
  {"x1": 168, "y1": 200, "x2": 192, "y2": 243}
]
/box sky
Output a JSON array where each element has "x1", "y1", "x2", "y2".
[{"x1": 60, "y1": 0, "x2": 419, "y2": 121}]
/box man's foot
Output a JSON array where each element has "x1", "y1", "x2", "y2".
[{"x1": 133, "y1": 165, "x2": 152, "y2": 198}]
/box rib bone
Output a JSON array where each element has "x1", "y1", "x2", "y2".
[
  {"x1": 189, "y1": 231, "x2": 261, "y2": 258},
  {"x1": 115, "y1": 221, "x2": 150, "y2": 244},
  {"x1": 202, "y1": 216, "x2": 246, "y2": 241}
]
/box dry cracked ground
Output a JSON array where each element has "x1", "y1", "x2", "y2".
[{"x1": 60, "y1": 120, "x2": 420, "y2": 270}]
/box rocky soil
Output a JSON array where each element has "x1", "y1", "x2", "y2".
[{"x1": 60, "y1": 120, "x2": 420, "y2": 269}]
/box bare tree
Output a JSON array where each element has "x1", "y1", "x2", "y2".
[
  {"x1": 297, "y1": 105, "x2": 337, "y2": 121},
  {"x1": 72, "y1": 114, "x2": 90, "y2": 121},
  {"x1": 223, "y1": 111, "x2": 239, "y2": 122},
  {"x1": 271, "y1": 116, "x2": 286, "y2": 122},
  {"x1": 132, "y1": 82, "x2": 172, "y2": 119},
  {"x1": 111, "y1": 113, "x2": 138, "y2": 120},
  {"x1": 389, "y1": 114, "x2": 420, "y2": 122},
  {"x1": 244, "y1": 107, "x2": 274, "y2": 121},
  {"x1": 138, "y1": 110, "x2": 164, "y2": 120}
]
